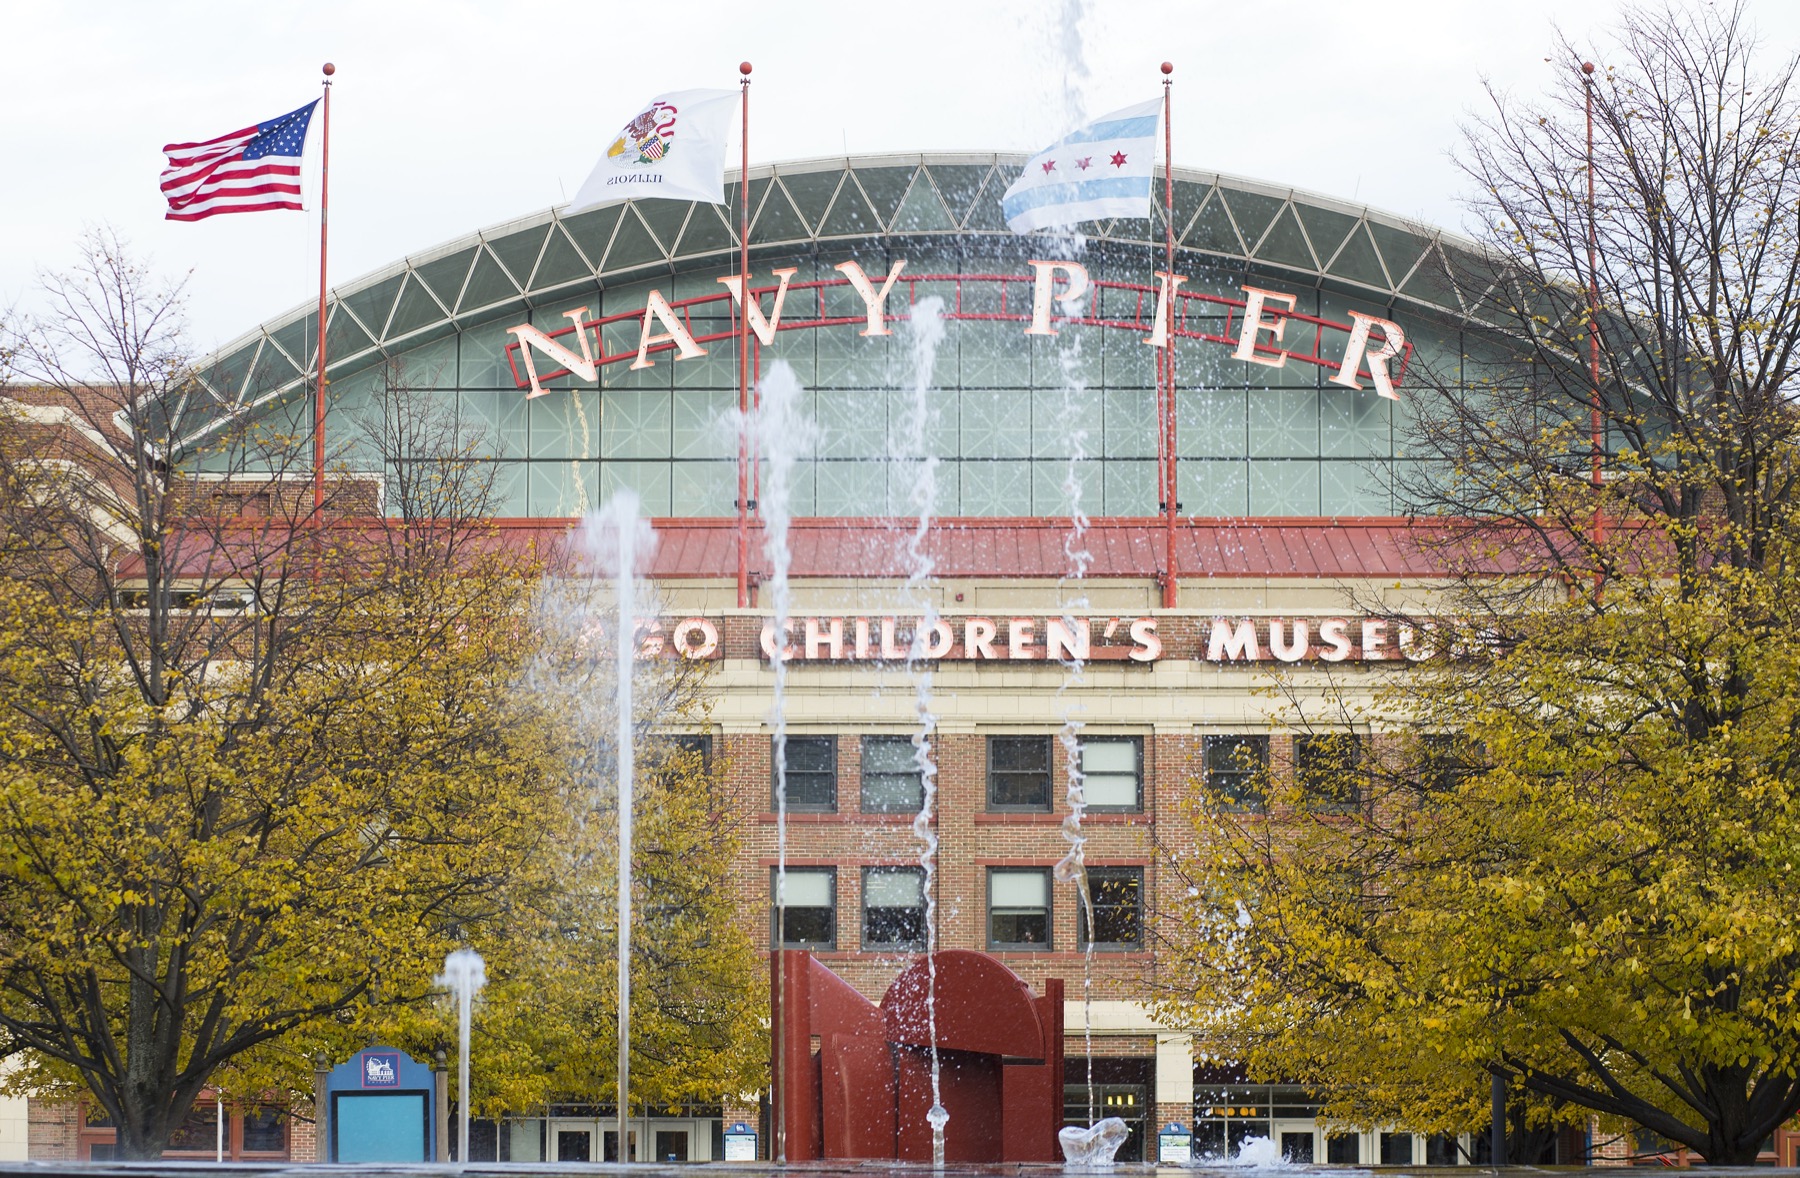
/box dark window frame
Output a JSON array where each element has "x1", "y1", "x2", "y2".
[
  {"x1": 861, "y1": 865, "x2": 927, "y2": 950},
  {"x1": 1078, "y1": 865, "x2": 1145, "y2": 950},
  {"x1": 987, "y1": 866, "x2": 1052, "y2": 951},
  {"x1": 1295, "y1": 732, "x2": 1364, "y2": 813},
  {"x1": 861, "y1": 735, "x2": 924, "y2": 813},
  {"x1": 774, "y1": 735, "x2": 837, "y2": 812},
  {"x1": 988, "y1": 735, "x2": 1054, "y2": 812},
  {"x1": 770, "y1": 866, "x2": 837, "y2": 950},
  {"x1": 1204, "y1": 734, "x2": 1270, "y2": 811},
  {"x1": 1078, "y1": 735, "x2": 1144, "y2": 813}
]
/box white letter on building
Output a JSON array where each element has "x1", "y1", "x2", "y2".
[
  {"x1": 1269, "y1": 618, "x2": 1309, "y2": 662},
  {"x1": 1318, "y1": 618, "x2": 1352, "y2": 662},
  {"x1": 630, "y1": 289, "x2": 708, "y2": 370},
  {"x1": 1361, "y1": 618, "x2": 1389, "y2": 660},
  {"x1": 805, "y1": 616, "x2": 844, "y2": 660},
  {"x1": 965, "y1": 617, "x2": 998, "y2": 660},
  {"x1": 506, "y1": 308, "x2": 597, "y2": 398},
  {"x1": 1207, "y1": 618, "x2": 1261, "y2": 662},
  {"x1": 1128, "y1": 617, "x2": 1162, "y2": 662},
  {"x1": 1046, "y1": 617, "x2": 1091, "y2": 662},
  {"x1": 671, "y1": 617, "x2": 719, "y2": 660},
  {"x1": 1141, "y1": 271, "x2": 1190, "y2": 349},
  {"x1": 718, "y1": 268, "x2": 800, "y2": 345},
  {"x1": 1008, "y1": 618, "x2": 1038, "y2": 659},
  {"x1": 834, "y1": 259, "x2": 908, "y2": 336},
  {"x1": 1328, "y1": 311, "x2": 1407, "y2": 400},
  {"x1": 1024, "y1": 260, "x2": 1091, "y2": 336},
  {"x1": 1232, "y1": 286, "x2": 1298, "y2": 367}
]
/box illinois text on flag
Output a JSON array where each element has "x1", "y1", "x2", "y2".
[
  {"x1": 1001, "y1": 98, "x2": 1160, "y2": 233},
  {"x1": 161, "y1": 101, "x2": 319, "y2": 222},
  {"x1": 568, "y1": 89, "x2": 738, "y2": 212}
]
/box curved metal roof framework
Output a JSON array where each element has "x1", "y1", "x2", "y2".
[{"x1": 183, "y1": 152, "x2": 1477, "y2": 449}]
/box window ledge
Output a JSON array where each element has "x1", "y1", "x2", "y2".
[{"x1": 974, "y1": 812, "x2": 1145, "y2": 825}]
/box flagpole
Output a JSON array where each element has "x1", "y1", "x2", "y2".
[
  {"x1": 1159, "y1": 62, "x2": 1178, "y2": 609},
  {"x1": 312, "y1": 62, "x2": 335, "y2": 520},
  {"x1": 1583, "y1": 61, "x2": 1606, "y2": 570},
  {"x1": 736, "y1": 62, "x2": 753, "y2": 610}
]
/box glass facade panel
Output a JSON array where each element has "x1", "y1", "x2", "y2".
[{"x1": 239, "y1": 224, "x2": 1467, "y2": 521}]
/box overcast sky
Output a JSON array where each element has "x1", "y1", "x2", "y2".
[{"x1": 5, "y1": 0, "x2": 1799, "y2": 359}]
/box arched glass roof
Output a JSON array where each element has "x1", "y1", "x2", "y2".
[{"x1": 182, "y1": 152, "x2": 1477, "y2": 451}]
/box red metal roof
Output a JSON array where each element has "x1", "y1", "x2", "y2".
[{"x1": 492, "y1": 516, "x2": 1458, "y2": 580}]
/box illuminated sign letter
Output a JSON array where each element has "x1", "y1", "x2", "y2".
[
  {"x1": 1008, "y1": 618, "x2": 1038, "y2": 659},
  {"x1": 1141, "y1": 271, "x2": 1189, "y2": 349},
  {"x1": 629, "y1": 289, "x2": 707, "y2": 370},
  {"x1": 1329, "y1": 311, "x2": 1407, "y2": 400},
  {"x1": 833, "y1": 259, "x2": 908, "y2": 336},
  {"x1": 1232, "y1": 286, "x2": 1298, "y2": 367},
  {"x1": 1317, "y1": 618, "x2": 1352, "y2": 662},
  {"x1": 965, "y1": 617, "x2": 998, "y2": 660},
  {"x1": 718, "y1": 268, "x2": 800, "y2": 346},
  {"x1": 1024, "y1": 260, "x2": 1091, "y2": 336},
  {"x1": 506, "y1": 307, "x2": 596, "y2": 398},
  {"x1": 1268, "y1": 618, "x2": 1308, "y2": 662},
  {"x1": 1207, "y1": 618, "x2": 1260, "y2": 662},
  {"x1": 805, "y1": 616, "x2": 844, "y2": 660},
  {"x1": 1128, "y1": 617, "x2": 1162, "y2": 662},
  {"x1": 1046, "y1": 617, "x2": 1090, "y2": 662}
]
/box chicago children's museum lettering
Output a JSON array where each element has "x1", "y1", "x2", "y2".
[
  {"x1": 642, "y1": 615, "x2": 1431, "y2": 665},
  {"x1": 502, "y1": 257, "x2": 1408, "y2": 399}
]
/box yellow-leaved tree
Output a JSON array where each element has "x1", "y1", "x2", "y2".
[
  {"x1": 1159, "y1": 4, "x2": 1800, "y2": 1166},
  {"x1": 0, "y1": 232, "x2": 763, "y2": 1158}
]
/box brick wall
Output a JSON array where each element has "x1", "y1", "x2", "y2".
[{"x1": 25, "y1": 1098, "x2": 77, "y2": 1161}]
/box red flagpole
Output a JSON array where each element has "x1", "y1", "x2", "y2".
[
  {"x1": 736, "y1": 62, "x2": 753, "y2": 609},
  {"x1": 1160, "y1": 62, "x2": 1178, "y2": 608},
  {"x1": 1583, "y1": 61, "x2": 1605, "y2": 555},
  {"x1": 312, "y1": 62, "x2": 335, "y2": 520}
]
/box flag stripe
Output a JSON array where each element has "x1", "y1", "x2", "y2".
[
  {"x1": 1052, "y1": 114, "x2": 1160, "y2": 146},
  {"x1": 161, "y1": 101, "x2": 317, "y2": 223}
]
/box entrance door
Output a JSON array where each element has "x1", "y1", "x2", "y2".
[
  {"x1": 552, "y1": 1128, "x2": 591, "y2": 1162},
  {"x1": 1272, "y1": 1121, "x2": 1317, "y2": 1164}
]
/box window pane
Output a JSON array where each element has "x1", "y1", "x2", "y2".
[
  {"x1": 1085, "y1": 773, "x2": 1137, "y2": 808},
  {"x1": 991, "y1": 870, "x2": 1048, "y2": 907},
  {"x1": 1206, "y1": 734, "x2": 1269, "y2": 810},
  {"x1": 990, "y1": 735, "x2": 1052, "y2": 810},
  {"x1": 1083, "y1": 868, "x2": 1143, "y2": 947},
  {"x1": 862, "y1": 736, "x2": 923, "y2": 812},
  {"x1": 779, "y1": 736, "x2": 836, "y2": 810},
  {"x1": 864, "y1": 870, "x2": 922, "y2": 906},
  {"x1": 777, "y1": 870, "x2": 832, "y2": 907},
  {"x1": 1081, "y1": 741, "x2": 1136, "y2": 773}
]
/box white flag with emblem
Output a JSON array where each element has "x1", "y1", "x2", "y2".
[
  {"x1": 1001, "y1": 98, "x2": 1160, "y2": 233},
  {"x1": 568, "y1": 88, "x2": 738, "y2": 212}
]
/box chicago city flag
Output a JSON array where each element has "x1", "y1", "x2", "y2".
[
  {"x1": 569, "y1": 89, "x2": 738, "y2": 212},
  {"x1": 1001, "y1": 98, "x2": 1160, "y2": 233}
]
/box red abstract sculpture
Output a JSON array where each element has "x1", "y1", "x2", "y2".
[{"x1": 772, "y1": 950, "x2": 1065, "y2": 1162}]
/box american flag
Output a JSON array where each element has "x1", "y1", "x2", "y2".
[{"x1": 161, "y1": 100, "x2": 318, "y2": 221}]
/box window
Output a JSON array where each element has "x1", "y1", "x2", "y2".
[
  {"x1": 667, "y1": 732, "x2": 712, "y2": 767},
  {"x1": 1421, "y1": 733, "x2": 1480, "y2": 793},
  {"x1": 989, "y1": 735, "x2": 1052, "y2": 811},
  {"x1": 988, "y1": 868, "x2": 1051, "y2": 949},
  {"x1": 1079, "y1": 867, "x2": 1144, "y2": 949},
  {"x1": 1295, "y1": 732, "x2": 1362, "y2": 812},
  {"x1": 1379, "y1": 1132, "x2": 1414, "y2": 1165},
  {"x1": 772, "y1": 867, "x2": 835, "y2": 948},
  {"x1": 1204, "y1": 734, "x2": 1269, "y2": 810},
  {"x1": 863, "y1": 867, "x2": 926, "y2": 949},
  {"x1": 775, "y1": 735, "x2": 836, "y2": 811},
  {"x1": 862, "y1": 736, "x2": 923, "y2": 813},
  {"x1": 1079, "y1": 737, "x2": 1142, "y2": 811},
  {"x1": 242, "y1": 1108, "x2": 288, "y2": 1153},
  {"x1": 1326, "y1": 1134, "x2": 1360, "y2": 1164}
]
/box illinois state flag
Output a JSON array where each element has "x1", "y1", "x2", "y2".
[
  {"x1": 1002, "y1": 98, "x2": 1160, "y2": 233},
  {"x1": 568, "y1": 89, "x2": 738, "y2": 212}
]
